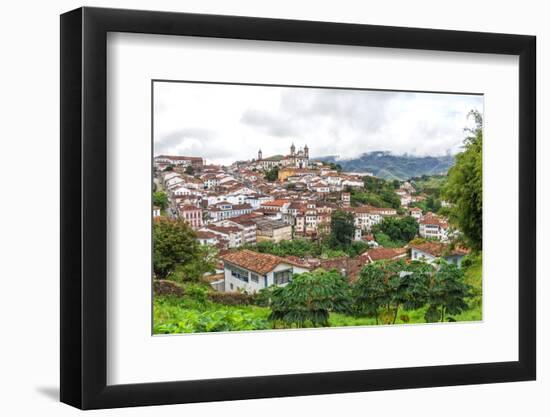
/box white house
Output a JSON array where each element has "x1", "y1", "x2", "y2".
[
  {"x1": 341, "y1": 178, "x2": 364, "y2": 188},
  {"x1": 195, "y1": 230, "x2": 219, "y2": 246},
  {"x1": 410, "y1": 242, "x2": 469, "y2": 267},
  {"x1": 408, "y1": 207, "x2": 423, "y2": 220},
  {"x1": 172, "y1": 186, "x2": 194, "y2": 196},
  {"x1": 162, "y1": 171, "x2": 181, "y2": 182},
  {"x1": 419, "y1": 212, "x2": 449, "y2": 241},
  {"x1": 201, "y1": 174, "x2": 220, "y2": 189},
  {"x1": 164, "y1": 176, "x2": 185, "y2": 189},
  {"x1": 207, "y1": 202, "x2": 254, "y2": 222},
  {"x1": 216, "y1": 217, "x2": 258, "y2": 245},
  {"x1": 200, "y1": 225, "x2": 243, "y2": 248},
  {"x1": 220, "y1": 249, "x2": 311, "y2": 293}
]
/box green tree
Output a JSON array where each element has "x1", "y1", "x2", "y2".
[
  {"x1": 153, "y1": 218, "x2": 201, "y2": 279},
  {"x1": 184, "y1": 165, "x2": 194, "y2": 175},
  {"x1": 176, "y1": 244, "x2": 217, "y2": 282},
  {"x1": 443, "y1": 110, "x2": 483, "y2": 250},
  {"x1": 327, "y1": 162, "x2": 343, "y2": 172},
  {"x1": 356, "y1": 177, "x2": 401, "y2": 209},
  {"x1": 352, "y1": 260, "x2": 432, "y2": 324},
  {"x1": 425, "y1": 195, "x2": 442, "y2": 213},
  {"x1": 329, "y1": 210, "x2": 355, "y2": 249},
  {"x1": 153, "y1": 191, "x2": 169, "y2": 211},
  {"x1": 372, "y1": 216, "x2": 419, "y2": 243},
  {"x1": 264, "y1": 166, "x2": 279, "y2": 182},
  {"x1": 380, "y1": 190, "x2": 401, "y2": 209},
  {"x1": 424, "y1": 261, "x2": 471, "y2": 322},
  {"x1": 346, "y1": 241, "x2": 369, "y2": 257},
  {"x1": 268, "y1": 270, "x2": 351, "y2": 327}
]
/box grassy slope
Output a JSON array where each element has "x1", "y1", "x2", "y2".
[
  {"x1": 154, "y1": 255, "x2": 482, "y2": 333},
  {"x1": 412, "y1": 175, "x2": 447, "y2": 193},
  {"x1": 154, "y1": 255, "x2": 482, "y2": 334}
]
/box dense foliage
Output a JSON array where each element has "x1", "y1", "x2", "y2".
[
  {"x1": 443, "y1": 110, "x2": 483, "y2": 250},
  {"x1": 267, "y1": 270, "x2": 351, "y2": 327},
  {"x1": 244, "y1": 238, "x2": 368, "y2": 259},
  {"x1": 410, "y1": 175, "x2": 447, "y2": 197},
  {"x1": 352, "y1": 260, "x2": 433, "y2": 324},
  {"x1": 424, "y1": 262, "x2": 471, "y2": 322},
  {"x1": 153, "y1": 191, "x2": 169, "y2": 211},
  {"x1": 329, "y1": 210, "x2": 355, "y2": 249},
  {"x1": 264, "y1": 166, "x2": 279, "y2": 182},
  {"x1": 348, "y1": 176, "x2": 401, "y2": 209},
  {"x1": 325, "y1": 162, "x2": 343, "y2": 172},
  {"x1": 154, "y1": 257, "x2": 480, "y2": 334},
  {"x1": 371, "y1": 216, "x2": 419, "y2": 245},
  {"x1": 153, "y1": 219, "x2": 215, "y2": 280},
  {"x1": 154, "y1": 295, "x2": 269, "y2": 333}
]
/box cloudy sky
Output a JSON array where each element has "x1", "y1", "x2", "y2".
[{"x1": 153, "y1": 81, "x2": 483, "y2": 165}]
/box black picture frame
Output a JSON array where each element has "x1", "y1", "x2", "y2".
[{"x1": 60, "y1": 6, "x2": 536, "y2": 410}]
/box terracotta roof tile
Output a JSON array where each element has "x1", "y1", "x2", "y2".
[
  {"x1": 410, "y1": 242, "x2": 469, "y2": 257},
  {"x1": 362, "y1": 247, "x2": 407, "y2": 262},
  {"x1": 221, "y1": 249, "x2": 297, "y2": 275}
]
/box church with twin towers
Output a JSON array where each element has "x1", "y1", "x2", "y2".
[{"x1": 257, "y1": 143, "x2": 310, "y2": 170}]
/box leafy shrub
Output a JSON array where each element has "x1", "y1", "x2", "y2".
[
  {"x1": 371, "y1": 216, "x2": 418, "y2": 243},
  {"x1": 185, "y1": 284, "x2": 209, "y2": 306},
  {"x1": 352, "y1": 260, "x2": 433, "y2": 324},
  {"x1": 154, "y1": 308, "x2": 270, "y2": 333},
  {"x1": 424, "y1": 261, "x2": 471, "y2": 322},
  {"x1": 153, "y1": 296, "x2": 270, "y2": 334},
  {"x1": 268, "y1": 270, "x2": 352, "y2": 328}
]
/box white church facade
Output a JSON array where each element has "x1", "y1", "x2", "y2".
[{"x1": 256, "y1": 143, "x2": 310, "y2": 170}]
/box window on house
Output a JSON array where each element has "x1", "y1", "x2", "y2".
[
  {"x1": 229, "y1": 265, "x2": 249, "y2": 282},
  {"x1": 274, "y1": 269, "x2": 292, "y2": 285},
  {"x1": 251, "y1": 273, "x2": 259, "y2": 283}
]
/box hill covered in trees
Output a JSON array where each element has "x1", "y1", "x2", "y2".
[{"x1": 316, "y1": 151, "x2": 454, "y2": 180}]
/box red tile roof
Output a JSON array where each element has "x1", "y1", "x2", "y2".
[
  {"x1": 362, "y1": 247, "x2": 407, "y2": 262},
  {"x1": 203, "y1": 225, "x2": 241, "y2": 234},
  {"x1": 410, "y1": 242, "x2": 470, "y2": 257},
  {"x1": 195, "y1": 231, "x2": 218, "y2": 239},
  {"x1": 179, "y1": 205, "x2": 201, "y2": 211},
  {"x1": 221, "y1": 249, "x2": 308, "y2": 275},
  {"x1": 261, "y1": 199, "x2": 289, "y2": 207},
  {"x1": 420, "y1": 213, "x2": 448, "y2": 228}
]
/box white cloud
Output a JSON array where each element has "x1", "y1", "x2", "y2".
[{"x1": 153, "y1": 81, "x2": 483, "y2": 165}]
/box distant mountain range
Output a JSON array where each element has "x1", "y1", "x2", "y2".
[{"x1": 315, "y1": 151, "x2": 455, "y2": 180}]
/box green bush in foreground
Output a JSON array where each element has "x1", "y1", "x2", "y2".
[
  {"x1": 153, "y1": 297, "x2": 269, "y2": 333},
  {"x1": 267, "y1": 270, "x2": 351, "y2": 328}
]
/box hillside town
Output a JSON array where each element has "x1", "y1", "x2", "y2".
[{"x1": 153, "y1": 143, "x2": 469, "y2": 293}]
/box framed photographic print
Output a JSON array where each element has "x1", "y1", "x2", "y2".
[{"x1": 60, "y1": 7, "x2": 536, "y2": 410}]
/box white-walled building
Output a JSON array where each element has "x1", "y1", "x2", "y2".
[
  {"x1": 220, "y1": 249, "x2": 311, "y2": 293},
  {"x1": 207, "y1": 202, "x2": 254, "y2": 222},
  {"x1": 408, "y1": 207, "x2": 423, "y2": 219},
  {"x1": 410, "y1": 242, "x2": 469, "y2": 267},
  {"x1": 419, "y1": 212, "x2": 449, "y2": 241}
]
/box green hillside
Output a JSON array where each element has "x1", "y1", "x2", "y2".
[{"x1": 316, "y1": 151, "x2": 455, "y2": 180}]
